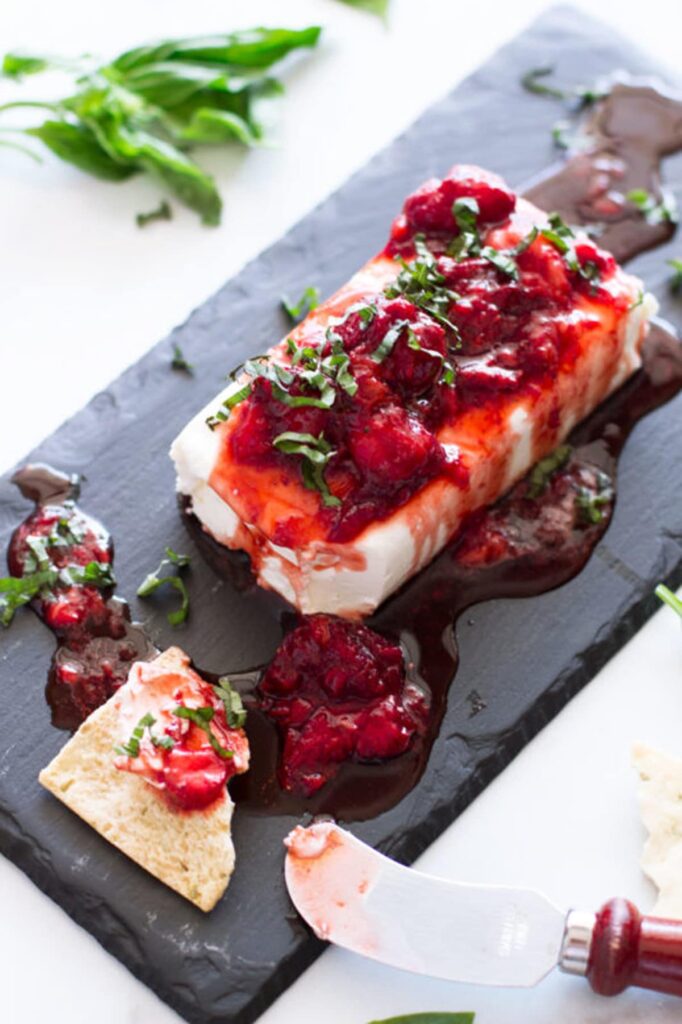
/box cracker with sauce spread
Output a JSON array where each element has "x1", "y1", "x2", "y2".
[{"x1": 39, "y1": 647, "x2": 248, "y2": 912}]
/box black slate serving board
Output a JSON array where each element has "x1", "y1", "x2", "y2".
[{"x1": 1, "y1": 6, "x2": 681, "y2": 1023}]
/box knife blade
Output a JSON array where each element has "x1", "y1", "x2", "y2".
[{"x1": 284, "y1": 822, "x2": 682, "y2": 998}]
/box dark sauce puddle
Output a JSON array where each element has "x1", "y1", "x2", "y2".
[{"x1": 6, "y1": 77, "x2": 682, "y2": 822}]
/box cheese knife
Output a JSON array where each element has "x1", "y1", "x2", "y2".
[{"x1": 284, "y1": 822, "x2": 682, "y2": 998}]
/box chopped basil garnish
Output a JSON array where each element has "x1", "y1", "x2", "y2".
[
  {"x1": 206, "y1": 381, "x2": 252, "y2": 429},
  {"x1": 539, "y1": 213, "x2": 601, "y2": 288},
  {"x1": 552, "y1": 120, "x2": 571, "y2": 150},
  {"x1": 526, "y1": 444, "x2": 572, "y2": 499},
  {"x1": 273, "y1": 430, "x2": 341, "y2": 508},
  {"x1": 173, "y1": 705, "x2": 233, "y2": 758},
  {"x1": 480, "y1": 245, "x2": 519, "y2": 280},
  {"x1": 63, "y1": 560, "x2": 116, "y2": 588},
  {"x1": 25, "y1": 535, "x2": 52, "y2": 572},
  {"x1": 626, "y1": 188, "x2": 678, "y2": 227},
  {"x1": 137, "y1": 547, "x2": 190, "y2": 625},
  {"x1": 213, "y1": 677, "x2": 247, "y2": 729},
  {"x1": 520, "y1": 66, "x2": 566, "y2": 99},
  {"x1": 0, "y1": 569, "x2": 58, "y2": 627},
  {"x1": 370, "y1": 318, "x2": 411, "y2": 363},
  {"x1": 655, "y1": 583, "x2": 682, "y2": 620},
  {"x1": 385, "y1": 236, "x2": 461, "y2": 336},
  {"x1": 136, "y1": 199, "x2": 172, "y2": 228},
  {"x1": 575, "y1": 472, "x2": 613, "y2": 525},
  {"x1": 449, "y1": 196, "x2": 481, "y2": 259},
  {"x1": 171, "y1": 341, "x2": 193, "y2": 374},
  {"x1": 668, "y1": 258, "x2": 682, "y2": 293},
  {"x1": 281, "y1": 286, "x2": 320, "y2": 324},
  {"x1": 115, "y1": 711, "x2": 157, "y2": 758},
  {"x1": 47, "y1": 516, "x2": 85, "y2": 549}
]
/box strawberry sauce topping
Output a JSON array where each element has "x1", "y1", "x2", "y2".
[
  {"x1": 258, "y1": 615, "x2": 427, "y2": 795},
  {"x1": 216, "y1": 165, "x2": 626, "y2": 547},
  {"x1": 113, "y1": 657, "x2": 249, "y2": 811}
]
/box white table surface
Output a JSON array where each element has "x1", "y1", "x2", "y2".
[{"x1": 2, "y1": 1, "x2": 681, "y2": 1021}]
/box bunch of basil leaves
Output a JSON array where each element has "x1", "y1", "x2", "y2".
[{"x1": 0, "y1": 26, "x2": 321, "y2": 224}]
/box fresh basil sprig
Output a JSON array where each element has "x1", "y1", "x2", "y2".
[
  {"x1": 273, "y1": 430, "x2": 340, "y2": 508},
  {"x1": 0, "y1": 26, "x2": 321, "y2": 223},
  {"x1": 137, "y1": 546, "x2": 191, "y2": 625}
]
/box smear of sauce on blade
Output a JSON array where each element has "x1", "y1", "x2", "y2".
[{"x1": 8, "y1": 466, "x2": 155, "y2": 729}]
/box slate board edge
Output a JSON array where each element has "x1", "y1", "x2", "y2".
[{"x1": 1, "y1": 7, "x2": 681, "y2": 1024}]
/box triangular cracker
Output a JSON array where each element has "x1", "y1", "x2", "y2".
[{"x1": 40, "y1": 647, "x2": 236, "y2": 912}]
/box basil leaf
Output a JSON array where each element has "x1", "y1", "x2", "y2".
[
  {"x1": 668, "y1": 258, "x2": 682, "y2": 293},
  {"x1": 138, "y1": 199, "x2": 172, "y2": 228},
  {"x1": 114, "y1": 711, "x2": 156, "y2": 758},
  {"x1": 213, "y1": 677, "x2": 247, "y2": 729},
  {"x1": 656, "y1": 583, "x2": 682, "y2": 619},
  {"x1": 369, "y1": 319, "x2": 410, "y2": 363},
  {"x1": 520, "y1": 66, "x2": 565, "y2": 99},
  {"x1": 64, "y1": 560, "x2": 116, "y2": 588},
  {"x1": 2, "y1": 53, "x2": 52, "y2": 78},
  {"x1": 575, "y1": 471, "x2": 613, "y2": 525},
  {"x1": 526, "y1": 445, "x2": 572, "y2": 499},
  {"x1": 0, "y1": 569, "x2": 58, "y2": 627},
  {"x1": 368, "y1": 1015, "x2": 475, "y2": 1024},
  {"x1": 179, "y1": 107, "x2": 260, "y2": 146},
  {"x1": 173, "y1": 705, "x2": 233, "y2": 758},
  {"x1": 26, "y1": 121, "x2": 136, "y2": 181},
  {"x1": 273, "y1": 431, "x2": 341, "y2": 508},
  {"x1": 281, "y1": 286, "x2": 320, "y2": 324},
  {"x1": 336, "y1": 0, "x2": 390, "y2": 18},
  {"x1": 137, "y1": 548, "x2": 191, "y2": 625},
  {"x1": 480, "y1": 246, "x2": 519, "y2": 280},
  {"x1": 170, "y1": 340, "x2": 193, "y2": 371},
  {"x1": 137, "y1": 135, "x2": 222, "y2": 226},
  {"x1": 115, "y1": 27, "x2": 322, "y2": 73}
]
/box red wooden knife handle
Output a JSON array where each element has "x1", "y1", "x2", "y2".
[{"x1": 587, "y1": 898, "x2": 682, "y2": 997}]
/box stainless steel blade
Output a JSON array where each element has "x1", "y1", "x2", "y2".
[{"x1": 285, "y1": 822, "x2": 566, "y2": 987}]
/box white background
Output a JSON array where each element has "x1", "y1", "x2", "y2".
[{"x1": 2, "y1": 1, "x2": 681, "y2": 1021}]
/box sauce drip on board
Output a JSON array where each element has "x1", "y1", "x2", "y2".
[
  {"x1": 524, "y1": 75, "x2": 682, "y2": 263},
  {"x1": 5, "y1": 76, "x2": 682, "y2": 820},
  {"x1": 8, "y1": 465, "x2": 155, "y2": 730}
]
